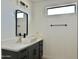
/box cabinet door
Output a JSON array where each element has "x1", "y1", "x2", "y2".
[
  {"x1": 33, "y1": 47, "x2": 39, "y2": 59},
  {"x1": 39, "y1": 40, "x2": 43, "y2": 59},
  {"x1": 28, "y1": 48, "x2": 34, "y2": 59},
  {"x1": 18, "y1": 49, "x2": 29, "y2": 59},
  {"x1": 20, "y1": 55, "x2": 28, "y2": 59},
  {"x1": 29, "y1": 43, "x2": 39, "y2": 59}
]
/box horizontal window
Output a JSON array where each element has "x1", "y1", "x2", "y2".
[{"x1": 47, "y1": 4, "x2": 76, "y2": 15}]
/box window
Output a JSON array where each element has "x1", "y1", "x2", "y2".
[{"x1": 47, "y1": 4, "x2": 76, "y2": 15}]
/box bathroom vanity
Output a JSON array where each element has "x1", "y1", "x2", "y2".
[
  {"x1": 2, "y1": 9, "x2": 43, "y2": 59},
  {"x1": 2, "y1": 39, "x2": 43, "y2": 59}
]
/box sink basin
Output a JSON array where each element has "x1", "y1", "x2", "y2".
[{"x1": 21, "y1": 37, "x2": 38, "y2": 44}]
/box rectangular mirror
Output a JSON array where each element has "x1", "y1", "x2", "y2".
[{"x1": 15, "y1": 10, "x2": 28, "y2": 38}]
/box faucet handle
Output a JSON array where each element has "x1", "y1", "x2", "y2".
[
  {"x1": 19, "y1": 33, "x2": 21, "y2": 36},
  {"x1": 23, "y1": 33, "x2": 26, "y2": 38}
]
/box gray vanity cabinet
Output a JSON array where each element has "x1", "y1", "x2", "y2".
[
  {"x1": 2, "y1": 49, "x2": 18, "y2": 59},
  {"x1": 39, "y1": 40, "x2": 43, "y2": 59},
  {"x1": 2, "y1": 40, "x2": 43, "y2": 59},
  {"x1": 28, "y1": 43, "x2": 39, "y2": 59},
  {"x1": 18, "y1": 48, "x2": 29, "y2": 59},
  {"x1": 2, "y1": 48, "x2": 29, "y2": 59}
]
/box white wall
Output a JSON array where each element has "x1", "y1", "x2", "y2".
[
  {"x1": 1, "y1": 0, "x2": 32, "y2": 41},
  {"x1": 30, "y1": 0, "x2": 78, "y2": 59}
]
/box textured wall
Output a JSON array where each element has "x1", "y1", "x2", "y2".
[
  {"x1": 30, "y1": 0, "x2": 77, "y2": 59},
  {"x1": 1, "y1": 0, "x2": 32, "y2": 41}
]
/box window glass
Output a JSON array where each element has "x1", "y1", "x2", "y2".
[{"x1": 47, "y1": 5, "x2": 76, "y2": 15}]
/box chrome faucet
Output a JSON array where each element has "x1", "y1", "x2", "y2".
[{"x1": 16, "y1": 33, "x2": 22, "y2": 43}]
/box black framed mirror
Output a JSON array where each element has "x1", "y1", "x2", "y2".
[{"x1": 15, "y1": 10, "x2": 28, "y2": 38}]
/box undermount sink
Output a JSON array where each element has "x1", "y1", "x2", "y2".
[
  {"x1": 16, "y1": 36, "x2": 38, "y2": 44},
  {"x1": 16, "y1": 32, "x2": 43, "y2": 44}
]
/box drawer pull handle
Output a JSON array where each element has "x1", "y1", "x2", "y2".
[{"x1": 2, "y1": 55, "x2": 11, "y2": 58}]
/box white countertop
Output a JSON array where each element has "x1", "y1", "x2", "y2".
[{"x1": 1, "y1": 38, "x2": 43, "y2": 52}]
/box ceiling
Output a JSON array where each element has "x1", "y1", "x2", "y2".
[
  {"x1": 30, "y1": 0, "x2": 46, "y2": 2},
  {"x1": 30, "y1": 0, "x2": 77, "y2": 2}
]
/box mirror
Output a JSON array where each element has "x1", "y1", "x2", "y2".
[{"x1": 15, "y1": 10, "x2": 28, "y2": 38}]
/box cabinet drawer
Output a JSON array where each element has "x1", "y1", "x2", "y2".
[{"x1": 2, "y1": 49, "x2": 17, "y2": 59}]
